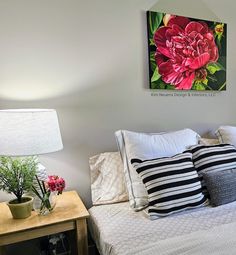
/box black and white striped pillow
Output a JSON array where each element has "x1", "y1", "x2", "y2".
[
  {"x1": 189, "y1": 144, "x2": 236, "y2": 196},
  {"x1": 131, "y1": 152, "x2": 207, "y2": 219}
]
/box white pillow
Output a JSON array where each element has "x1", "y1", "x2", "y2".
[
  {"x1": 115, "y1": 128, "x2": 200, "y2": 211},
  {"x1": 199, "y1": 138, "x2": 219, "y2": 145},
  {"x1": 89, "y1": 152, "x2": 128, "y2": 205},
  {"x1": 216, "y1": 126, "x2": 236, "y2": 146}
]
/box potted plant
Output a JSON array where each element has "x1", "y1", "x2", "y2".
[{"x1": 0, "y1": 156, "x2": 38, "y2": 219}]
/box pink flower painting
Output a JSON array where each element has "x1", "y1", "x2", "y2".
[{"x1": 148, "y1": 11, "x2": 226, "y2": 91}]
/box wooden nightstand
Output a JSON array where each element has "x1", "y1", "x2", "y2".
[{"x1": 0, "y1": 190, "x2": 89, "y2": 255}]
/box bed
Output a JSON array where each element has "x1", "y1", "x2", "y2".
[
  {"x1": 88, "y1": 127, "x2": 236, "y2": 255},
  {"x1": 89, "y1": 201, "x2": 236, "y2": 255}
]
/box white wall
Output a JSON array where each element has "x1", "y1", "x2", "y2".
[{"x1": 0, "y1": 0, "x2": 235, "y2": 207}]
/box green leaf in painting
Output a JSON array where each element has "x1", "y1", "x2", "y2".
[
  {"x1": 149, "y1": 51, "x2": 156, "y2": 72},
  {"x1": 158, "y1": 81, "x2": 166, "y2": 89},
  {"x1": 149, "y1": 12, "x2": 163, "y2": 37},
  {"x1": 219, "y1": 82, "x2": 226, "y2": 91},
  {"x1": 151, "y1": 79, "x2": 166, "y2": 89},
  {"x1": 214, "y1": 23, "x2": 224, "y2": 44},
  {"x1": 151, "y1": 68, "x2": 161, "y2": 83},
  {"x1": 150, "y1": 51, "x2": 155, "y2": 62},
  {"x1": 192, "y1": 78, "x2": 209, "y2": 90},
  {"x1": 150, "y1": 61, "x2": 156, "y2": 72},
  {"x1": 192, "y1": 83, "x2": 206, "y2": 91},
  {"x1": 151, "y1": 82, "x2": 159, "y2": 89},
  {"x1": 217, "y1": 35, "x2": 222, "y2": 44},
  {"x1": 202, "y1": 78, "x2": 208, "y2": 86},
  {"x1": 217, "y1": 62, "x2": 226, "y2": 71},
  {"x1": 166, "y1": 84, "x2": 175, "y2": 90},
  {"x1": 217, "y1": 56, "x2": 226, "y2": 68},
  {"x1": 149, "y1": 39, "x2": 155, "y2": 46},
  {"x1": 207, "y1": 74, "x2": 217, "y2": 82},
  {"x1": 206, "y1": 62, "x2": 224, "y2": 74}
]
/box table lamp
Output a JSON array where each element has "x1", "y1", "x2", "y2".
[
  {"x1": 0, "y1": 109, "x2": 63, "y2": 218},
  {"x1": 0, "y1": 109, "x2": 63, "y2": 156}
]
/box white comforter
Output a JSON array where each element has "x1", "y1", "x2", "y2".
[
  {"x1": 89, "y1": 202, "x2": 236, "y2": 255},
  {"x1": 130, "y1": 221, "x2": 236, "y2": 255}
]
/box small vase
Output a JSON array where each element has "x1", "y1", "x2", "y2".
[{"x1": 33, "y1": 192, "x2": 57, "y2": 215}]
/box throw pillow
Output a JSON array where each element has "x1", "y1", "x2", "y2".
[
  {"x1": 115, "y1": 128, "x2": 200, "y2": 211},
  {"x1": 189, "y1": 144, "x2": 236, "y2": 196},
  {"x1": 202, "y1": 168, "x2": 236, "y2": 206},
  {"x1": 216, "y1": 126, "x2": 236, "y2": 146},
  {"x1": 131, "y1": 152, "x2": 207, "y2": 219},
  {"x1": 89, "y1": 152, "x2": 128, "y2": 205}
]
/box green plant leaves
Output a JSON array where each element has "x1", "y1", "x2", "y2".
[
  {"x1": 151, "y1": 80, "x2": 175, "y2": 90},
  {"x1": 192, "y1": 83, "x2": 206, "y2": 91},
  {"x1": 207, "y1": 62, "x2": 225, "y2": 74},
  {"x1": 192, "y1": 78, "x2": 209, "y2": 91},
  {"x1": 148, "y1": 11, "x2": 163, "y2": 37},
  {"x1": 151, "y1": 68, "x2": 161, "y2": 82},
  {"x1": 149, "y1": 51, "x2": 156, "y2": 72},
  {"x1": 0, "y1": 156, "x2": 38, "y2": 202}
]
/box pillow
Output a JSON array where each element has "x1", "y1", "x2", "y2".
[
  {"x1": 199, "y1": 138, "x2": 219, "y2": 145},
  {"x1": 216, "y1": 126, "x2": 236, "y2": 146},
  {"x1": 115, "y1": 128, "x2": 200, "y2": 211},
  {"x1": 189, "y1": 144, "x2": 236, "y2": 196},
  {"x1": 202, "y1": 168, "x2": 236, "y2": 206},
  {"x1": 89, "y1": 152, "x2": 128, "y2": 205},
  {"x1": 131, "y1": 152, "x2": 207, "y2": 219}
]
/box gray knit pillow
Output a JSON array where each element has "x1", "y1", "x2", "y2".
[{"x1": 202, "y1": 168, "x2": 236, "y2": 206}]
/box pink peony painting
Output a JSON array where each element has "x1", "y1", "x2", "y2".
[{"x1": 147, "y1": 11, "x2": 226, "y2": 90}]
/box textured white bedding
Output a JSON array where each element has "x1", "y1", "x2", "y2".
[{"x1": 89, "y1": 201, "x2": 236, "y2": 255}]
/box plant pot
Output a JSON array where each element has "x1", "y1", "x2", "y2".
[{"x1": 7, "y1": 196, "x2": 33, "y2": 219}]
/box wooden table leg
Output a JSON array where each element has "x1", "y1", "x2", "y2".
[
  {"x1": 76, "y1": 219, "x2": 88, "y2": 255},
  {"x1": 0, "y1": 246, "x2": 6, "y2": 255}
]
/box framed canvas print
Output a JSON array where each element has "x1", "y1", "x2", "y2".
[{"x1": 147, "y1": 11, "x2": 227, "y2": 91}]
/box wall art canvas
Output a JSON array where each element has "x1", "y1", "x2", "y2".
[{"x1": 147, "y1": 11, "x2": 227, "y2": 91}]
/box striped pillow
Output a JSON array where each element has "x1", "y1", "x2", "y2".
[
  {"x1": 131, "y1": 152, "x2": 207, "y2": 219},
  {"x1": 189, "y1": 144, "x2": 236, "y2": 196}
]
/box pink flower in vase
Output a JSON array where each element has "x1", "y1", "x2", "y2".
[
  {"x1": 47, "y1": 175, "x2": 66, "y2": 194},
  {"x1": 32, "y1": 174, "x2": 66, "y2": 215}
]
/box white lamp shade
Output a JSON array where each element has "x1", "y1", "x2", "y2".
[{"x1": 0, "y1": 109, "x2": 63, "y2": 156}]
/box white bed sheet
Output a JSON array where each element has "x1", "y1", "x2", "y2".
[{"x1": 88, "y1": 201, "x2": 236, "y2": 255}]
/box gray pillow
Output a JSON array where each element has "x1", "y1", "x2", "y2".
[{"x1": 202, "y1": 169, "x2": 236, "y2": 206}]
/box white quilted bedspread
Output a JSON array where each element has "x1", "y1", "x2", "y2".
[{"x1": 89, "y1": 201, "x2": 236, "y2": 255}]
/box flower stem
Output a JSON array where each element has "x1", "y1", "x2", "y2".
[
  {"x1": 35, "y1": 175, "x2": 45, "y2": 196},
  {"x1": 219, "y1": 82, "x2": 226, "y2": 91}
]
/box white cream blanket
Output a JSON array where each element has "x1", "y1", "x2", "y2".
[
  {"x1": 89, "y1": 202, "x2": 236, "y2": 255},
  {"x1": 130, "y1": 221, "x2": 236, "y2": 255}
]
